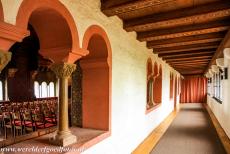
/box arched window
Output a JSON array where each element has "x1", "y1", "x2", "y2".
[
  {"x1": 0, "y1": 81, "x2": 3, "y2": 100},
  {"x1": 48, "y1": 82, "x2": 55, "y2": 97},
  {"x1": 170, "y1": 73, "x2": 174, "y2": 99},
  {"x1": 34, "y1": 81, "x2": 40, "y2": 98},
  {"x1": 41, "y1": 82, "x2": 48, "y2": 98},
  {"x1": 146, "y1": 58, "x2": 153, "y2": 109},
  {"x1": 153, "y1": 65, "x2": 162, "y2": 104}
]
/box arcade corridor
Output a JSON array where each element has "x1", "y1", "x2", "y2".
[{"x1": 0, "y1": 0, "x2": 230, "y2": 154}]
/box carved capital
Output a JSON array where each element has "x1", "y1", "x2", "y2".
[
  {"x1": 0, "y1": 50, "x2": 12, "y2": 73},
  {"x1": 50, "y1": 62, "x2": 76, "y2": 78}
]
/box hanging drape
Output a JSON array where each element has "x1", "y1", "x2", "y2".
[{"x1": 180, "y1": 76, "x2": 207, "y2": 103}]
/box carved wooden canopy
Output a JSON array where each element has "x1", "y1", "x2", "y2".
[{"x1": 101, "y1": 0, "x2": 230, "y2": 75}]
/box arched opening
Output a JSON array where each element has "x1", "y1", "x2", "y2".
[
  {"x1": 16, "y1": 0, "x2": 81, "y2": 63},
  {"x1": 146, "y1": 58, "x2": 153, "y2": 109},
  {"x1": 72, "y1": 25, "x2": 112, "y2": 131},
  {"x1": 170, "y1": 73, "x2": 174, "y2": 99},
  {"x1": 7, "y1": 25, "x2": 40, "y2": 101},
  {"x1": 153, "y1": 65, "x2": 162, "y2": 104},
  {"x1": 174, "y1": 76, "x2": 178, "y2": 108},
  {"x1": 0, "y1": 0, "x2": 80, "y2": 145}
]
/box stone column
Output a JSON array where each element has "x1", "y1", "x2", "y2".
[{"x1": 50, "y1": 62, "x2": 77, "y2": 147}]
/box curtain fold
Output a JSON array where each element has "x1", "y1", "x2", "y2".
[{"x1": 180, "y1": 76, "x2": 207, "y2": 103}]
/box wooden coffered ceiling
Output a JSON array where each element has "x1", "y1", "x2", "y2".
[{"x1": 101, "y1": 0, "x2": 230, "y2": 75}]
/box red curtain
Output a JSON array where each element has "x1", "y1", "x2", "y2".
[{"x1": 180, "y1": 76, "x2": 207, "y2": 103}]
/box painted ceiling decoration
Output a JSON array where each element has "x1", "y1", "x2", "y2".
[{"x1": 101, "y1": 0, "x2": 230, "y2": 75}]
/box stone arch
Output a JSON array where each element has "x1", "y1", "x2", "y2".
[
  {"x1": 80, "y1": 25, "x2": 112, "y2": 131},
  {"x1": 16, "y1": 0, "x2": 81, "y2": 62}
]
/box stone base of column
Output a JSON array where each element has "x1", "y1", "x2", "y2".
[{"x1": 51, "y1": 130, "x2": 77, "y2": 147}]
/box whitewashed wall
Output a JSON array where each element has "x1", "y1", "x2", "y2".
[{"x1": 1, "y1": 0, "x2": 180, "y2": 153}]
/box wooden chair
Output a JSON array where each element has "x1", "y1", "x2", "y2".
[
  {"x1": 22, "y1": 110, "x2": 35, "y2": 133},
  {"x1": 12, "y1": 112, "x2": 24, "y2": 136},
  {"x1": 3, "y1": 112, "x2": 14, "y2": 139}
]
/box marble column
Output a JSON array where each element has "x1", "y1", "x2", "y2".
[{"x1": 50, "y1": 62, "x2": 77, "y2": 147}]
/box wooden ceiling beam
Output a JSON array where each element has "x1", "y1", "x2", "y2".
[
  {"x1": 101, "y1": 0, "x2": 174, "y2": 16},
  {"x1": 174, "y1": 68, "x2": 206, "y2": 72},
  {"x1": 149, "y1": 38, "x2": 222, "y2": 48},
  {"x1": 172, "y1": 63, "x2": 208, "y2": 66},
  {"x1": 169, "y1": 60, "x2": 210, "y2": 64},
  {"x1": 147, "y1": 32, "x2": 226, "y2": 47},
  {"x1": 166, "y1": 56, "x2": 212, "y2": 62},
  {"x1": 163, "y1": 53, "x2": 214, "y2": 60},
  {"x1": 158, "y1": 48, "x2": 216, "y2": 56},
  {"x1": 154, "y1": 42, "x2": 220, "y2": 53},
  {"x1": 159, "y1": 51, "x2": 215, "y2": 58},
  {"x1": 101, "y1": 0, "x2": 135, "y2": 9},
  {"x1": 124, "y1": 1, "x2": 230, "y2": 32},
  {"x1": 180, "y1": 70, "x2": 204, "y2": 75},
  {"x1": 138, "y1": 20, "x2": 230, "y2": 42},
  {"x1": 173, "y1": 65, "x2": 206, "y2": 68}
]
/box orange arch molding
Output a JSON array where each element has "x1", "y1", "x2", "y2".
[
  {"x1": 0, "y1": 1, "x2": 3, "y2": 21},
  {"x1": 16, "y1": 0, "x2": 81, "y2": 56},
  {"x1": 82, "y1": 25, "x2": 112, "y2": 67},
  {"x1": 82, "y1": 25, "x2": 112, "y2": 131}
]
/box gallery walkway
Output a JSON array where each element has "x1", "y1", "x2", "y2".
[{"x1": 151, "y1": 103, "x2": 226, "y2": 154}]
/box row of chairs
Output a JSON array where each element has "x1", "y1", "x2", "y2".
[{"x1": 0, "y1": 98, "x2": 58, "y2": 139}]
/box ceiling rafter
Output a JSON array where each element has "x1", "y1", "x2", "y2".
[
  {"x1": 101, "y1": 0, "x2": 230, "y2": 75},
  {"x1": 146, "y1": 32, "x2": 226, "y2": 46},
  {"x1": 166, "y1": 57, "x2": 212, "y2": 62},
  {"x1": 154, "y1": 42, "x2": 220, "y2": 54},
  {"x1": 159, "y1": 51, "x2": 215, "y2": 58},
  {"x1": 102, "y1": 0, "x2": 175, "y2": 16},
  {"x1": 138, "y1": 20, "x2": 230, "y2": 42},
  {"x1": 162, "y1": 53, "x2": 214, "y2": 60},
  {"x1": 124, "y1": 1, "x2": 230, "y2": 32}
]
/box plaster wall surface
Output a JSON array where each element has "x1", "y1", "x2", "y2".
[
  {"x1": 207, "y1": 66, "x2": 230, "y2": 138},
  {"x1": 1, "y1": 0, "x2": 180, "y2": 153}
]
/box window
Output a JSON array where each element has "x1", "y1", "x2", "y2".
[
  {"x1": 207, "y1": 78, "x2": 212, "y2": 95},
  {"x1": 48, "y1": 82, "x2": 55, "y2": 97},
  {"x1": 34, "y1": 81, "x2": 40, "y2": 98},
  {"x1": 41, "y1": 82, "x2": 48, "y2": 98},
  {"x1": 34, "y1": 81, "x2": 55, "y2": 98},
  {"x1": 212, "y1": 69, "x2": 222, "y2": 102}
]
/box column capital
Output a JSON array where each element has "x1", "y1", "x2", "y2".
[
  {"x1": 0, "y1": 50, "x2": 12, "y2": 73},
  {"x1": 50, "y1": 62, "x2": 76, "y2": 78}
]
